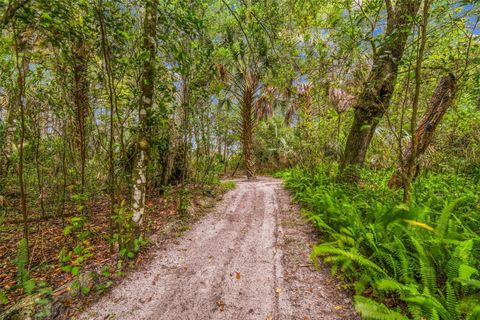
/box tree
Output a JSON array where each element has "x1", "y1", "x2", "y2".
[
  {"x1": 338, "y1": 0, "x2": 421, "y2": 182},
  {"x1": 388, "y1": 73, "x2": 457, "y2": 189},
  {"x1": 131, "y1": 0, "x2": 158, "y2": 229}
]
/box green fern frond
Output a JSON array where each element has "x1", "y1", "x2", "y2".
[
  {"x1": 354, "y1": 296, "x2": 408, "y2": 320},
  {"x1": 410, "y1": 236, "x2": 436, "y2": 293},
  {"x1": 376, "y1": 278, "x2": 419, "y2": 296},
  {"x1": 403, "y1": 294, "x2": 451, "y2": 320},
  {"x1": 467, "y1": 305, "x2": 480, "y2": 320},
  {"x1": 311, "y1": 245, "x2": 388, "y2": 277},
  {"x1": 445, "y1": 281, "x2": 460, "y2": 320},
  {"x1": 436, "y1": 198, "x2": 464, "y2": 238},
  {"x1": 14, "y1": 238, "x2": 29, "y2": 285}
]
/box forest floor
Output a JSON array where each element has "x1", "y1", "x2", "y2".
[
  {"x1": 0, "y1": 184, "x2": 223, "y2": 315},
  {"x1": 79, "y1": 177, "x2": 358, "y2": 320}
]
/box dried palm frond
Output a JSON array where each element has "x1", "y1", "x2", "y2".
[
  {"x1": 215, "y1": 63, "x2": 231, "y2": 82},
  {"x1": 255, "y1": 85, "x2": 275, "y2": 120},
  {"x1": 285, "y1": 82, "x2": 313, "y2": 124},
  {"x1": 285, "y1": 101, "x2": 298, "y2": 125},
  {"x1": 0, "y1": 95, "x2": 8, "y2": 110},
  {"x1": 328, "y1": 87, "x2": 356, "y2": 113}
]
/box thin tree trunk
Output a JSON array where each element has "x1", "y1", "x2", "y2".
[
  {"x1": 388, "y1": 73, "x2": 457, "y2": 188},
  {"x1": 402, "y1": 0, "x2": 430, "y2": 203},
  {"x1": 14, "y1": 29, "x2": 32, "y2": 259},
  {"x1": 60, "y1": 118, "x2": 67, "y2": 227},
  {"x1": 180, "y1": 75, "x2": 190, "y2": 184},
  {"x1": 34, "y1": 119, "x2": 46, "y2": 218},
  {"x1": 72, "y1": 38, "x2": 90, "y2": 213},
  {"x1": 131, "y1": 0, "x2": 158, "y2": 230},
  {"x1": 0, "y1": 93, "x2": 15, "y2": 186},
  {"x1": 242, "y1": 69, "x2": 257, "y2": 180},
  {"x1": 338, "y1": 0, "x2": 421, "y2": 182},
  {"x1": 97, "y1": 0, "x2": 117, "y2": 251}
]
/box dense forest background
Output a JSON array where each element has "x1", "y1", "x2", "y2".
[{"x1": 0, "y1": 0, "x2": 479, "y2": 319}]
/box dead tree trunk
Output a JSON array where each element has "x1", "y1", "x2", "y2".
[
  {"x1": 241, "y1": 69, "x2": 257, "y2": 180},
  {"x1": 388, "y1": 73, "x2": 457, "y2": 188},
  {"x1": 131, "y1": 0, "x2": 158, "y2": 229},
  {"x1": 338, "y1": 0, "x2": 421, "y2": 182}
]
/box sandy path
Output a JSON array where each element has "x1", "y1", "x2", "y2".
[{"x1": 80, "y1": 177, "x2": 357, "y2": 320}]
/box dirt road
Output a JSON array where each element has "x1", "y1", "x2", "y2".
[{"x1": 80, "y1": 177, "x2": 357, "y2": 320}]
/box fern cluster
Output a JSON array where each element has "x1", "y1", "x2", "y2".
[{"x1": 280, "y1": 167, "x2": 480, "y2": 320}]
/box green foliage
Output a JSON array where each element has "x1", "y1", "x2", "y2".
[
  {"x1": 59, "y1": 215, "x2": 93, "y2": 281},
  {"x1": 13, "y1": 238, "x2": 36, "y2": 295},
  {"x1": 110, "y1": 201, "x2": 145, "y2": 263},
  {"x1": 219, "y1": 180, "x2": 236, "y2": 191},
  {"x1": 0, "y1": 290, "x2": 8, "y2": 305},
  {"x1": 280, "y1": 166, "x2": 480, "y2": 319},
  {"x1": 354, "y1": 296, "x2": 408, "y2": 320}
]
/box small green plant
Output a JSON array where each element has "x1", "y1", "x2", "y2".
[
  {"x1": 110, "y1": 200, "x2": 145, "y2": 264},
  {"x1": 219, "y1": 180, "x2": 236, "y2": 191},
  {"x1": 59, "y1": 215, "x2": 93, "y2": 293},
  {"x1": 0, "y1": 290, "x2": 9, "y2": 305},
  {"x1": 178, "y1": 187, "x2": 191, "y2": 216},
  {"x1": 13, "y1": 238, "x2": 36, "y2": 294}
]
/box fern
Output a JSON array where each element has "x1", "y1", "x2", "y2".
[
  {"x1": 436, "y1": 198, "x2": 463, "y2": 238},
  {"x1": 467, "y1": 306, "x2": 480, "y2": 320},
  {"x1": 282, "y1": 167, "x2": 480, "y2": 319},
  {"x1": 445, "y1": 281, "x2": 460, "y2": 320},
  {"x1": 311, "y1": 245, "x2": 388, "y2": 277},
  {"x1": 403, "y1": 294, "x2": 451, "y2": 320},
  {"x1": 410, "y1": 236, "x2": 436, "y2": 294},
  {"x1": 354, "y1": 296, "x2": 408, "y2": 320}
]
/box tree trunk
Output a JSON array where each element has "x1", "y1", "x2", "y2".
[
  {"x1": 241, "y1": 69, "x2": 257, "y2": 180},
  {"x1": 388, "y1": 73, "x2": 457, "y2": 188},
  {"x1": 338, "y1": 0, "x2": 421, "y2": 182},
  {"x1": 131, "y1": 0, "x2": 158, "y2": 229},
  {"x1": 14, "y1": 29, "x2": 33, "y2": 259},
  {"x1": 72, "y1": 38, "x2": 90, "y2": 212},
  {"x1": 0, "y1": 93, "x2": 15, "y2": 187},
  {"x1": 34, "y1": 118, "x2": 46, "y2": 218},
  {"x1": 402, "y1": 0, "x2": 430, "y2": 202},
  {"x1": 180, "y1": 75, "x2": 190, "y2": 184},
  {"x1": 97, "y1": 0, "x2": 117, "y2": 252}
]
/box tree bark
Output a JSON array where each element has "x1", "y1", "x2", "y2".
[
  {"x1": 338, "y1": 0, "x2": 421, "y2": 182},
  {"x1": 388, "y1": 73, "x2": 457, "y2": 188},
  {"x1": 241, "y1": 69, "x2": 257, "y2": 180},
  {"x1": 402, "y1": 0, "x2": 430, "y2": 202},
  {"x1": 97, "y1": 0, "x2": 117, "y2": 251},
  {"x1": 14, "y1": 28, "x2": 33, "y2": 259},
  {"x1": 72, "y1": 38, "x2": 90, "y2": 212},
  {"x1": 0, "y1": 92, "x2": 15, "y2": 186},
  {"x1": 131, "y1": 0, "x2": 158, "y2": 228}
]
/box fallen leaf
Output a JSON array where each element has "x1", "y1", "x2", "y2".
[
  {"x1": 217, "y1": 299, "x2": 225, "y2": 311},
  {"x1": 275, "y1": 287, "x2": 282, "y2": 294},
  {"x1": 266, "y1": 315, "x2": 273, "y2": 320},
  {"x1": 235, "y1": 272, "x2": 241, "y2": 280},
  {"x1": 335, "y1": 305, "x2": 343, "y2": 310}
]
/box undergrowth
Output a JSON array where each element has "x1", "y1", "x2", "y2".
[{"x1": 278, "y1": 166, "x2": 480, "y2": 320}]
